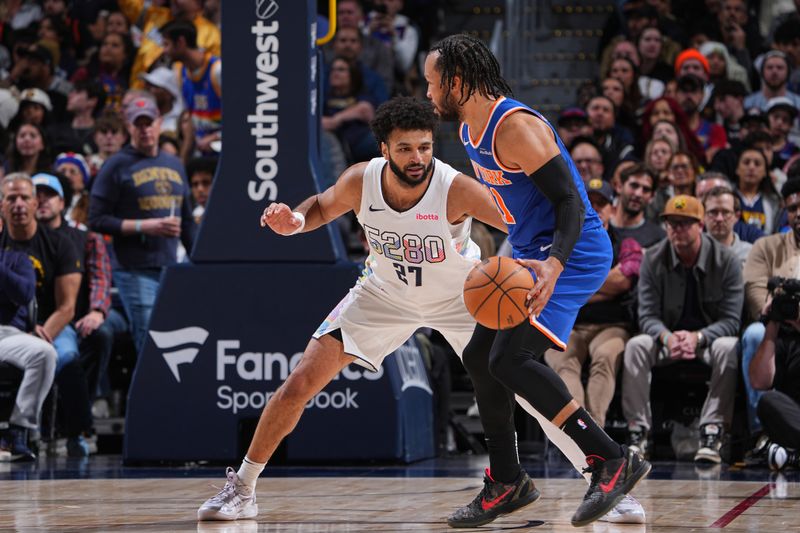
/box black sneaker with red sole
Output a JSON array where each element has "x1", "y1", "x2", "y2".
[
  {"x1": 571, "y1": 446, "x2": 651, "y2": 527},
  {"x1": 447, "y1": 468, "x2": 540, "y2": 528}
]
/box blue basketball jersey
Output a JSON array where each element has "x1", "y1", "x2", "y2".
[
  {"x1": 460, "y1": 96, "x2": 603, "y2": 261},
  {"x1": 460, "y1": 97, "x2": 612, "y2": 348}
]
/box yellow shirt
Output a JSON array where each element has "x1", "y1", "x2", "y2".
[{"x1": 120, "y1": 0, "x2": 221, "y2": 88}]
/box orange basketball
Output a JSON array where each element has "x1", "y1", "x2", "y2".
[{"x1": 463, "y1": 256, "x2": 534, "y2": 330}]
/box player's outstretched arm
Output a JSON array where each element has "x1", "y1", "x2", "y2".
[
  {"x1": 447, "y1": 173, "x2": 508, "y2": 233},
  {"x1": 260, "y1": 162, "x2": 366, "y2": 235}
]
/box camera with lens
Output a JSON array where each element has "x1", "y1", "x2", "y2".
[{"x1": 766, "y1": 277, "x2": 800, "y2": 322}]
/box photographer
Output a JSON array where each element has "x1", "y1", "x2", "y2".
[
  {"x1": 749, "y1": 286, "x2": 800, "y2": 471},
  {"x1": 742, "y1": 179, "x2": 800, "y2": 436}
]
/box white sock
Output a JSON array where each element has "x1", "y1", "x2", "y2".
[{"x1": 237, "y1": 456, "x2": 266, "y2": 490}]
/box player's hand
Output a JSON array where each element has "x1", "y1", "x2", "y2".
[
  {"x1": 76, "y1": 310, "x2": 105, "y2": 337},
  {"x1": 260, "y1": 202, "x2": 302, "y2": 235},
  {"x1": 515, "y1": 256, "x2": 564, "y2": 318}
]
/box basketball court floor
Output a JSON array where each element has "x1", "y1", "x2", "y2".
[{"x1": 1, "y1": 455, "x2": 797, "y2": 531}]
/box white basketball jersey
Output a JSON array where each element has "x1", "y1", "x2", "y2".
[{"x1": 357, "y1": 157, "x2": 482, "y2": 303}]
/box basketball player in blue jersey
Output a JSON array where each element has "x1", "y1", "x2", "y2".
[{"x1": 425, "y1": 34, "x2": 651, "y2": 527}]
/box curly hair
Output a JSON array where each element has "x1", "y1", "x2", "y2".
[
  {"x1": 370, "y1": 97, "x2": 438, "y2": 145},
  {"x1": 428, "y1": 34, "x2": 512, "y2": 104}
]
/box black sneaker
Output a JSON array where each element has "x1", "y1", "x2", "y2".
[
  {"x1": 447, "y1": 468, "x2": 540, "y2": 528},
  {"x1": 768, "y1": 443, "x2": 800, "y2": 471},
  {"x1": 571, "y1": 447, "x2": 651, "y2": 527},
  {"x1": 694, "y1": 424, "x2": 723, "y2": 464}
]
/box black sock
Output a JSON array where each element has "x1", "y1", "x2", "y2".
[
  {"x1": 485, "y1": 430, "x2": 521, "y2": 483},
  {"x1": 561, "y1": 408, "x2": 623, "y2": 461}
]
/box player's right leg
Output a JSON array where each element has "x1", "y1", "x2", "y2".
[
  {"x1": 445, "y1": 323, "x2": 540, "y2": 528},
  {"x1": 197, "y1": 334, "x2": 356, "y2": 521}
]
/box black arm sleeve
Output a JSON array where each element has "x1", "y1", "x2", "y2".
[{"x1": 527, "y1": 154, "x2": 585, "y2": 266}]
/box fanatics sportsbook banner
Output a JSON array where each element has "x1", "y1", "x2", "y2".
[
  {"x1": 124, "y1": 264, "x2": 435, "y2": 463},
  {"x1": 190, "y1": 0, "x2": 346, "y2": 262}
]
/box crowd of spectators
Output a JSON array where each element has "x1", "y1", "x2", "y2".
[
  {"x1": 549, "y1": 0, "x2": 800, "y2": 469},
  {"x1": 0, "y1": 0, "x2": 219, "y2": 462}
]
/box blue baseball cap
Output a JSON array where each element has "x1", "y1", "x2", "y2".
[{"x1": 32, "y1": 173, "x2": 65, "y2": 199}]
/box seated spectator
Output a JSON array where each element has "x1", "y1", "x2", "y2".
[
  {"x1": 702, "y1": 186, "x2": 752, "y2": 265},
  {"x1": 741, "y1": 180, "x2": 800, "y2": 437},
  {"x1": 712, "y1": 80, "x2": 748, "y2": 145},
  {"x1": 139, "y1": 67, "x2": 184, "y2": 135},
  {"x1": 54, "y1": 151, "x2": 91, "y2": 224},
  {"x1": 644, "y1": 136, "x2": 674, "y2": 188},
  {"x1": 744, "y1": 51, "x2": 800, "y2": 113},
  {"x1": 607, "y1": 56, "x2": 648, "y2": 111},
  {"x1": 86, "y1": 110, "x2": 128, "y2": 178},
  {"x1": 0, "y1": 246, "x2": 57, "y2": 462},
  {"x1": 48, "y1": 80, "x2": 106, "y2": 155},
  {"x1": 750, "y1": 290, "x2": 800, "y2": 471},
  {"x1": 766, "y1": 97, "x2": 799, "y2": 162},
  {"x1": 667, "y1": 150, "x2": 700, "y2": 197},
  {"x1": 586, "y1": 95, "x2": 634, "y2": 176},
  {"x1": 601, "y1": 76, "x2": 636, "y2": 132},
  {"x1": 676, "y1": 74, "x2": 728, "y2": 163},
  {"x1": 612, "y1": 163, "x2": 666, "y2": 247},
  {"x1": 556, "y1": 107, "x2": 592, "y2": 149},
  {"x1": 161, "y1": 20, "x2": 221, "y2": 156},
  {"x1": 570, "y1": 137, "x2": 604, "y2": 182},
  {"x1": 623, "y1": 195, "x2": 742, "y2": 463},
  {"x1": 674, "y1": 48, "x2": 712, "y2": 106},
  {"x1": 734, "y1": 147, "x2": 781, "y2": 234},
  {"x1": 636, "y1": 26, "x2": 674, "y2": 84},
  {"x1": 71, "y1": 31, "x2": 135, "y2": 112},
  {"x1": 322, "y1": 57, "x2": 379, "y2": 163},
  {"x1": 699, "y1": 41, "x2": 751, "y2": 92},
  {"x1": 716, "y1": 0, "x2": 764, "y2": 72},
  {"x1": 8, "y1": 87, "x2": 53, "y2": 132},
  {"x1": 696, "y1": 170, "x2": 764, "y2": 244},
  {"x1": 545, "y1": 179, "x2": 643, "y2": 428},
  {"x1": 33, "y1": 172, "x2": 111, "y2": 456},
  {"x1": 651, "y1": 120, "x2": 689, "y2": 156},
  {"x1": 4, "y1": 123, "x2": 52, "y2": 176},
  {"x1": 186, "y1": 156, "x2": 217, "y2": 224}
]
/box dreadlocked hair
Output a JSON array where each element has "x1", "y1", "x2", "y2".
[
  {"x1": 370, "y1": 97, "x2": 439, "y2": 145},
  {"x1": 429, "y1": 33, "x2": 513, "y2": 104}
]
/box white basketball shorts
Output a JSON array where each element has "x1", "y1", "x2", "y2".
[{"x1": 313, "y1": 281, "x2": 474, "y2": 371}]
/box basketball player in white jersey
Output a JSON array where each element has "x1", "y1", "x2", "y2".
[{"x1": 197, "y1": 97, "x2": 642, "y2": 526}]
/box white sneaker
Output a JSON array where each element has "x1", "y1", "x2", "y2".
[
  {"x1": 198, "y1": 467, "x2": 259, "y2": 521},
  {"x1": 599, "y1": 494, "x2": 646, "y2": 524}
]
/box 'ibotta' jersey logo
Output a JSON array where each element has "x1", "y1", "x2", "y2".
[
  {"x1": 256, "y1": 0, "x2": 279, "y2": 19},
  {"x1": 149, "y1": 327, "x2": 210, "y2": 382}
]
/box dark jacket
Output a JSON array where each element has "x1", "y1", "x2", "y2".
[{"x1": 637, "y1": 233, "x2": 743, "y2": 344}]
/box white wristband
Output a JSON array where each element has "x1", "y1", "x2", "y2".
[{"x1": 288, "y1": 212, "x2": 305, "y2": 235}]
